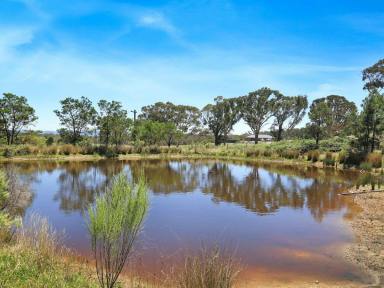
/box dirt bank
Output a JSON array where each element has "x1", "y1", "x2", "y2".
[{"x1": 344, "y1": 188, "x2": 384, "y2": 287}]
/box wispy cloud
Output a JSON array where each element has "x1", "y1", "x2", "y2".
[{"x1": 136, "y1": 12, "x2": 179, "y2": 37}]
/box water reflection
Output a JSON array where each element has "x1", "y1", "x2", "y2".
[
  {"x1": 9, "y1": 160, "x2": 357, "y2": 223},
  {"x1": 4, "y1": 159, "x2": 364, "y2": 284}
]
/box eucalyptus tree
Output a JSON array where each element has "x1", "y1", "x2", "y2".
[
  {"x1": 88, "y1": 173, "x2": 148, "y2": 288},
  {"x1": 314, "y1": 95, "x2": 357, "y2": 136},
  {"x1": 307, "y1": 100, "x2": 332, "y2": 146},
  {"x1": 54, "y1": 96, "x2": 97, "y2": 144},
  {"x1": 139, "y1": 101, "x2": 201, "y2": 133},
  {"x1": 363, "y1": 58, "x2": 384, "y2": 92},
  {"x1": 271, "y1": 95, "x2": 308, "y2": 141},
  {"x1": 202, "y1": 96, "x2": 241, "y2": 145},
  {"x1": 98, "y1": 100, "x2": 132, "y2": 146},
  {"x1": 0, "y1": 93, "x2": 38, "y2": 145},
  {"x1": 240, "y1": 87, "x2": 280, "y2": 144}
]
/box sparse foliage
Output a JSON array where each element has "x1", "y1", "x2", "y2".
[{"x1": 363, "y1": 59, "x2": 384, "y2": 92}]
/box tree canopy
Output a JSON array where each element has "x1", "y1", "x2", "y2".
[
  {"x1": 54, "y1": 96, "x2": 97, "y2": 144},
  {"x1": 202, "y1": 96, "x2": 241, "y2": 145},
  {"x1": 0, "y1": 93, "x2": 38, "y2": 145},
  {"x1": 240, "y1": 87, "x2": 280, "y2": 144},
  {"x1": 271, "y1": 95, "x2": 308, "y2": 141},
  {"x1": 139, "y1": 102, "x2": 201, "y2": 133},
  {"x1": 98, "y1": 100, "x2": 132, "y2": 146},
  {"x1": 363, "y1": 59, "x2": 384, "y2": 92}
]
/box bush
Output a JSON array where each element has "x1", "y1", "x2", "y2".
[
  {"x1": 46, "y1": 136, "x2": 54, "y2": 146},
  {"x1": 319, "y1": 137, "x2": 350, "y2": 152},
  {"x1": 359, "y1": 162, "x2": 372, "y2": 171},
  {"x1": 343, "y1": 149, "x2": 366, "y2": 167},
  {"x1": 88, "y1": 173, "x2": 148, "y2": 288},
  {"x1": 366, "y1": 152, "x2": 382, "y2": 168},
  {"x1": 3, "y1": 148, "x2": 14, "y2": 158}
]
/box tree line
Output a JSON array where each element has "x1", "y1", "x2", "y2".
[{"x1": 0, "y1": 58, "x2": 383, "y2": 152}]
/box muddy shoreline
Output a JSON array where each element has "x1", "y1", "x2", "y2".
[{"x1": 343, "y1": 188, "x2": 384, "y2": 287}]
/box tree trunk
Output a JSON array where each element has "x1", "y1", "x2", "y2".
[
  {"x1": 214, "y1": 133, "x2": 220, "y2": 146},
  {"x1": 371, "y1": 123, "x2": 376, "y2": 153},
  {"x1": 254, "y1": 130, "x2": 259, "y2": 144},
  {"x1": 277, "y1": 125, "x2": 283, "y2": 141}
]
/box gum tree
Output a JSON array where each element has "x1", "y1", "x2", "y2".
[
  {"x1": 240, "y1": 87, "x2": 280, "y2": 144},
  {"x1": 202, "y1": 96, "x2": 241, "y2": 145},
  {"x1": 0, "y1": 93, "x2": 38, "y2": 145},
  {"x1": 271, "y1": 95, "x2": 308, "y2": 141},
  {"x1": 54, "y1": 96, "x2": 97, "y2": 144},
  {"x1": 88, "y1": 173, "x2": 148, "y2": 288}
]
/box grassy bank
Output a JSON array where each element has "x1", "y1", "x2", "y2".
[
  {"x1": 0, "y1": 139, "x2": 383, "y2": 172},
  {"x1": 0, "y1": 214, "x2": 98, "y2": 288}
]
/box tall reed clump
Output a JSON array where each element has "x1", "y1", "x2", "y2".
[
  {"x1": 88, "y1": 173, "x2": 149, "y2": 288},
  {"x1": 366, "y1": 152, "x2": 383, "y2": 168},
  {"x1": 178, "y1": 246, "x2": 240, "y2": 288}
]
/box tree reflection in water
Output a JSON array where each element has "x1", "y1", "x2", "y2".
[{"x1": 10, "y1": 160, "x2": 357, "y2": 222}]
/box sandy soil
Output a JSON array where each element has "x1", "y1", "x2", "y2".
[{"x1": 343, "y1": 188, "x2": 384, "y2": 287}]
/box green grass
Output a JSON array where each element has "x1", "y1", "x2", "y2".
[{"x1": 0, "y1": 245, "x2": 97, "y2": 288}]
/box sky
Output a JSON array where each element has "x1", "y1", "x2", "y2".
[{"x1": 0, "y1": 0, "x2": 383, "y2": 134}]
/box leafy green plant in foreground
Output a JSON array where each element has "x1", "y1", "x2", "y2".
[{"x1": 88, "y1": 173, "x2": 149, "y2": 288}]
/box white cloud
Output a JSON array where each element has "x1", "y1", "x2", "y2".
[
  {"x1": 136, "y1": 12, "x2": 179, "y2": 37},
  {"x1": 0, "y1": 27, "x2": 35, "y2": 61}
]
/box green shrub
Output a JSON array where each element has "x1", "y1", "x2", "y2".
[
  {"x1": 319, "y1": 137, "x2": 350, "y2": 152},
  {"x1": 3, "y1": 148, "x2": 13, "y2": 158},
  {"x1": 88, "y1": 173, "x2": 148, "y2": 288},
  {"x1": 343, "y1": 149, "x2": 366, "y2": 167},
  {"x1": 359, "y1": 162, "x2": 372, "y2": 171},
  {"x1": 46, "y1": 136, "x2": 54, "y2": 146},
  {"x1": 366, "y1": 152, "x2": 382, "y2": 168}
]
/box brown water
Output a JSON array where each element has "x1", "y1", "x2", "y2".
[{"x1": 4, "y1": 159, "x2": 365, "y2": 284}]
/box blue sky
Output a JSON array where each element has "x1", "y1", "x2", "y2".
[{"x1": 0, "y1": 0, "x2": 383, "y2": 133}]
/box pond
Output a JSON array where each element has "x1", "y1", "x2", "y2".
[{"x1": 5, "y1": 159, "x2": 365, "y2": 285}]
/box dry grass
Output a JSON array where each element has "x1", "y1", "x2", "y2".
[
  {"x1": 16, "y1": 213, "x2": 65, "y2": 267},
  {"x1": 177, "y1": 246, "x2": 240, "y2": 288}
]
